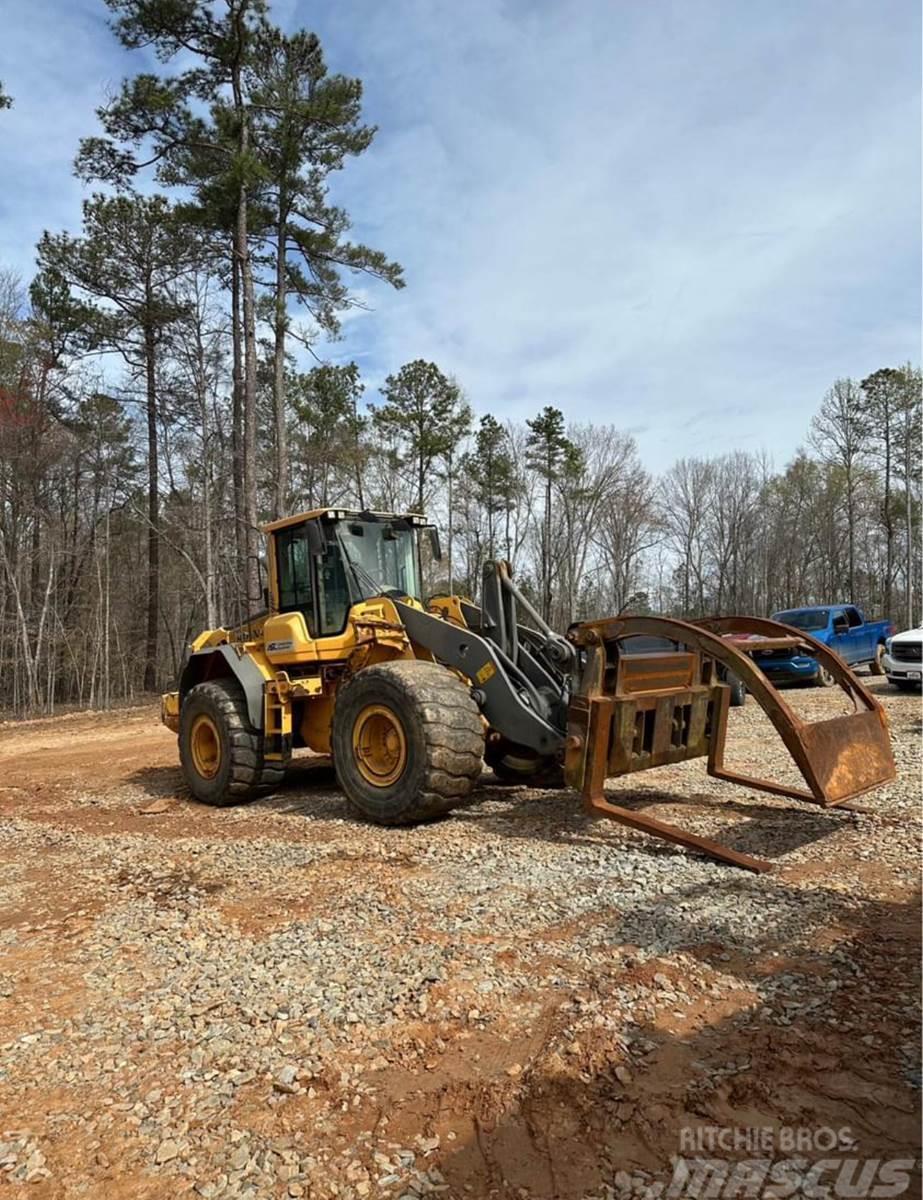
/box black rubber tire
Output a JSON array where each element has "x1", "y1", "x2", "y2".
[
  {"x1": 869, "y1": 643, "x2": 886, "y2": 676},
  {"x1": 814, "y1": 666, "x2": 836, "y2": 688},
  {"x1": 179, "y1": 680, "x2": 284, "y2": 806},
  {"x1": 332, "y1": 660, "x2": 485, "y2": 825},
  {"x1": 484, "y1": 738, "x2": 565, "y2": 788}
]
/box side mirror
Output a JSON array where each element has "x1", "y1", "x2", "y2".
[{"x1": 427, "y1": 526, "x2": 442, "y2": 562}]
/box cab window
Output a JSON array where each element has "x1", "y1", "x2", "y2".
[
  {"x1": 774, "y1": 609, "x2": 828, "y2": 632},
  {"x1": 845, "y1": 607, "x2": 863, "y2": 628},
  {"x1": 316, "y1": 541, "x2": 351, "y2": 635},
  {"x1": 276, "y1": 526, "x2": 316, "y2": 635},
  {"x1": 275, "y1": 524, "x2": 353, "y2": 637}
]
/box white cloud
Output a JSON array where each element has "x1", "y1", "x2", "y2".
[
  {"x1": 0, "y1": 0, "x2": 145, "y2": 269},
  {"x1": 306, "y1": 0, "x2": 922, "y2": 468},
  {"x1": 1, "y1": 0, "x2": 919, "y2": 471}
]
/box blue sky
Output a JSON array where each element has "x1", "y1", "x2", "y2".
[{"x1": 0, "y1": 0, "x2": 919, "y2": 471}]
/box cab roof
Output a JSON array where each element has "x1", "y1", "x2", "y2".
[{"x1": 261, "y1": 508, "x2": 427, "y2": 534}]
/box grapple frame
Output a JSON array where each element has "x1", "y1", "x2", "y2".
[{"x1": 564, "y1": 615, "x2": 896, "y2": 873}]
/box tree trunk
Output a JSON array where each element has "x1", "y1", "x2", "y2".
[
  {"x1": 242, "y1": 239, "x2": 259, "y2": 609},
  {"x1": 543, "y1": 469, "x2": 552, "y2": 623},
  {"x1": 29, "y1": 504, "x2": 41, "y2": 638},
  {"x1": 233, "y1": 55, "x2": 260, "y2": 611},
  {"x1": 882, "y1": 396, "x2": 893, "y2": 618},
  {"x1": 905, "y1": 408, "x2": 914, "y2": 627},
  {"x1": 230, "y1": 251, "x2": 246, "y2": 621},
  {"x1": 104, "y1": 506, "x2": 111, "y2": 708},
  {"x1": 195, "y1": 324, "x2": 217, "y2": 629},
  {"x1": 485, "y1": 450, "x2": 494, "y2": 561},
  {"x1": 143, "y1": 326, "x2": 159, "y2": 692},
  {"x1": 846, "y1": 465, "x2": 856, "y2": 602},
  {"x1": 446, "y1": 450, "x2": 453, "y2": 594},
  {"x1": 0, "y1": 527, "x2": 39, "y2": 710},
  {"x1": 352, "y1": 392, "x2": 365, "y2": 509},
  {"x1": 272, "y1": 209, "x2": 288, "y2": 520}
]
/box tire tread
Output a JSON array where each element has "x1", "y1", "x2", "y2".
[
  {"x1": 333, "y1": 659, "x2": 485, "y2": 825},
  {"x1": 180, "y1": 679, "x2": 283, "y2": 806}
]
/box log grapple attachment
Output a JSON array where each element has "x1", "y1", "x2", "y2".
[{"x1": 564, "y1": 614, "x2": 896, "y2": 872}]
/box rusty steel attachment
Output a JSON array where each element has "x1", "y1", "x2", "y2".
[{"x1": 564, "y1": 615, "x2": 896, "y2": 873}]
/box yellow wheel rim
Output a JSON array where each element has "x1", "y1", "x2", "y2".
[
  {"x1": 353, "y1": 704, "x2": 407, "y2": 788},
  {"x1": 190, "y1": 714, "x2": 221, "y2": 779}
]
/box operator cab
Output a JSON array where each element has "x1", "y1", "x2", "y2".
[{"x1": 264, "y1": 509, "x2": 434, "y2": 637}]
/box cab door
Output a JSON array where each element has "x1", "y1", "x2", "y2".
[
  {"x1": 269, "y1": 520, "x2": 354, "y2": 659},
  {"x1": 275, "y1": 523, "x2": 318, "y2": 636},
  {"x1": 844, "y1": 607, "x2": 871, "y2": 661},
  {"x1": 829, "y1": 608, "x2": 852, "y2": 662}
]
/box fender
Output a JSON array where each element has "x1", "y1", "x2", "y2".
[{"x1": 179, "y1": 644, "x2": 268, "y2": 730}]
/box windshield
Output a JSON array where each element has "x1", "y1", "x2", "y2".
[
  {"x1": 337, "y1": 520, "x2": 421, "y2": 600},
  {"x1": 773, "y1": 609, "x2": 829, "y2": 631}
]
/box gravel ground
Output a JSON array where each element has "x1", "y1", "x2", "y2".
[{"x1": 0, "y1": 678, "x2": 919, "y2": 1198}]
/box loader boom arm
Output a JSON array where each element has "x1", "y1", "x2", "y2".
[{"x1": 394, "y1": 599, "x2": 565, "y2": 756}]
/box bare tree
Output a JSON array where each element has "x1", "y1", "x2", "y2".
[
  {"x1": 659, "y1": 458, "x2": 715, "y2": 615},
  {"x1": 809, "y1": 379, "x2": 870, "y2": 602}
]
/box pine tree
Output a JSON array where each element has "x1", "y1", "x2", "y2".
[
  {"x1": 525, "y1": 406, "x2": 578, "y2": 622},
  {"x1": 289, "y1": 362, "x2": 367, "y2": 508},
  {"x1": 372, "y1": 361, "x2": 471, "y2": 515},
  {"x1": 809, "y1": 379, "x2": 871, "y2": 603},
  {"x1": 892, "y1": 365, "x2": 922, "y2": 626},
  {"x1": 248, "y1": 28, "x2": 403, "y2": 518},
  {"x1": 466, "y1": 414, "x2": 518, "y2": 562},
  {"x1": 75, "y1": 0, "x2": 269, "y2": 607},
  {"x1": 861, "y1": 368, "x2": 904, "y2": 618}
]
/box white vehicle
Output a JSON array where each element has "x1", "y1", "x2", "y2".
[{"x1": 882, "y1": 626, "x2": 923, "y2": 690}]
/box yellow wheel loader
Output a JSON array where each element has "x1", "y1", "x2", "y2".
[{"x1": 161, "y1": 509, "x2": 896, "y2": 872}]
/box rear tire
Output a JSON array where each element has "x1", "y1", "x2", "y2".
[
  {"x1": 332, "y1": 660, "x2": 485, "y2": 825},
  {"x1": 179, "y1": 680, "x2": 283, "y2": 806},
  {"x1": 869, "y1": 643, "x2": 886, "y2": 676}
]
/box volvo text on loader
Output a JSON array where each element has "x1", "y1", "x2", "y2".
[{"x1": 161, "y1": 509, "x2": 896, "y2": 873}]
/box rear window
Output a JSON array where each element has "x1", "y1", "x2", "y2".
[{"x1": 773, "y1": 609, "x2": 829, "y2": 632}]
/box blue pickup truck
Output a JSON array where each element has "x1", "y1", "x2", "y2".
[{"x1": 753, "y1": 605, "x2": 895, "y2": 686}]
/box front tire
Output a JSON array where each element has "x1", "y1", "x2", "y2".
[
  {"x1": 869, "y1": 643, "x2": 886, "y2": 676},
  {"x1": 179, "y1": 680, "x2": 284, "y2": 806},
  {"x1": 814, "y1": 666, "x2": 836, "y2": 688},
  {"x1": 332, "y1": 660, "x2": 485, "y2": 825}
]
